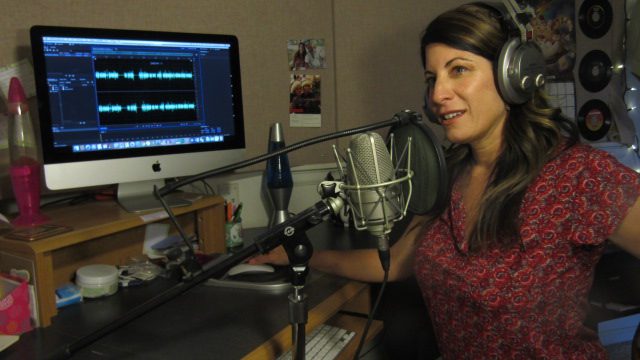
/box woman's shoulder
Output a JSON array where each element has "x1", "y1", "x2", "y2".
[
  {"x1": 548, "y1": 142, "x2": 639, "y2": 181},
  {"x1": 554, "y1": 142, "x2": 617, "y2": 164}
]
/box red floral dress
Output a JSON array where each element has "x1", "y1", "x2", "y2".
[{"x1": 414, "y1": 144, "x2": 640, "y2": 359}]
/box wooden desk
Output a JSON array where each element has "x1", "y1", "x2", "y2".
[
  {"x1": 2, "y1": 222, "x2": 383, "y2": 359},
  {"x1": 0, "y1": 195, "x2": 225, "y2": 327},
  {"x1": 2, "y1": 273, "x2": 380, "y2": 360}
]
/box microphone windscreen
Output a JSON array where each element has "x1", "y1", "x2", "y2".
[{"x1": 387, "y1": 119, "x2": 448, "y2": 215}]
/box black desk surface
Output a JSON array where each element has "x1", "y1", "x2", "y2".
[{"x1": 3, "y1": 221, "x2": 376, "y2": 360}]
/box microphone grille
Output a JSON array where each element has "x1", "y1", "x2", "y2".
[{"x1": 348, "y1": 132, "x2": 394, "y2": 185}]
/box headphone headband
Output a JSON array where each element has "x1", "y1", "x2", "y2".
[{"x1": 478, "y1": 1, "x2": 535, "y2": 42}]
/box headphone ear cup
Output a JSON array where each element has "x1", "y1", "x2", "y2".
[{"x1": 496, "y1": 37, "x2": 546, "y2": 105}]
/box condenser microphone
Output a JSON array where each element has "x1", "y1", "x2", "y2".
[
  {"x1": 345, "y1": 132, "x2": 408, "y2": 236},
  {"x1": 334, "y1": 131, "x2": 413, "y2": 270}
]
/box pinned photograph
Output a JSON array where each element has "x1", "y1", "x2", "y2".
[
  {"x1": 289, "y1": 74, "x2": 321, "y2": 127},
  {"x1": 288, "y1": 39, "x2": 326, "y2": 71}
]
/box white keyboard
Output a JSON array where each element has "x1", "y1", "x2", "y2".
[{"x1": 277, "y1": 323, "x2": 356, "y2": 360}]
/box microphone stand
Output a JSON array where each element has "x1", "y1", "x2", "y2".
[
  {"x1": 284, "y1": 232, "x2": 312, "y2": 360},
  {"x1": 56, "y1": 110, "x2": 423, "y2": 359},
  {"x1": 278, "y1": 188, "x2": 344, "y2": 359},
  {"x1": 54, "y1": 196, "x2": 342, "y2": 360}
]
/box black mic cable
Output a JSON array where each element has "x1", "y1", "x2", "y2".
[{"x1": 353, "y1": 268, "x2": 388, "y2": 360}]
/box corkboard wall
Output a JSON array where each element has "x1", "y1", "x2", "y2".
[{"x1": 0, "y1": 0, "x2": 463, "y2": 200}]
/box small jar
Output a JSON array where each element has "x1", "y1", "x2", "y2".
[
  {"x1": 75, "y1": 264, "x2": 118, "y2": 298},
  {"x1": 225, "y1": 221, "x2": 244, "y2": 252}
]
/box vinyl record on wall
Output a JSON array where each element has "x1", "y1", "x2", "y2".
[
  {"x1": 578, "y1": 49, "x2": 612, "y2": 92},
  {"x1": 578, "y1": 0, "x2": 613, "y2": 39},
  {"x1": 577, "y1": 99, "x2": 612, "y2": 141}
]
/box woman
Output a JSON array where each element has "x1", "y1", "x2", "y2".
[
  {"x1": 291, "y1": 42, "x2": 308, "y2": 70},
  {"x1": 252, "y1": 3, "x2": 640, "y2": 358}
]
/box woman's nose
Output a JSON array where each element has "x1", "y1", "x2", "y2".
[{"x1": 430, "y1": 78, "x2": 453, "y2": 105}]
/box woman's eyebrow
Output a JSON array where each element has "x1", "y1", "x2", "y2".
[{"x1": 425, "y1": 56, "x2": 475, "y2": 74}]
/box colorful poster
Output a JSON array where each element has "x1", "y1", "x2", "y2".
[{"x1": 529, "y1": 0, "x2": 576, "y2": 82}]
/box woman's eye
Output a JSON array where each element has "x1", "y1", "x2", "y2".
[{"x1": 452, "y1": 65, "x2": 468, "y2": 75}]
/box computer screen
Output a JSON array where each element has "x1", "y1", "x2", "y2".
[{"x1": 30, "y1": 26, "x2": 245, "y2": 212}]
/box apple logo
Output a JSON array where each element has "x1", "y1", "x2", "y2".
[{"x1": 152, "y1": 161, "x2": 161, "y2": 172}]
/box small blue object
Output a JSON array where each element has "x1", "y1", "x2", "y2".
[
  {"x1": 266, "y1": 123, "x2": 293, "y2": 189},
  {"x1": 598, "y1": 313, "x2": 640, "y2": 346},
  {"x1": 151, "y1": 234, "x2": 183, "y2": 250},
  {"x1": 55, "y1": 283, "x2": 82, "y2": 308}
]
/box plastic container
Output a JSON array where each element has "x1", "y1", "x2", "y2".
[{"x1": 75, "y1": 264, "x2": 118, "y2": 298}]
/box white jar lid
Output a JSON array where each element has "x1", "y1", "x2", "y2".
[{"x1": 76, "y1": 264, "x2": 118, "y2": 286}]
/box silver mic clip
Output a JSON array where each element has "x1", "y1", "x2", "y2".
[
  {"x1": 317, "y1": 180, "x2": 347, "y2": 222},
  {"x1": 332, "y1": 133, "x2": 413, "y2": 237}
]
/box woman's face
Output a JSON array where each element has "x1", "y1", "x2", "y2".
[{"x1": 424, "y1": 43, "x2": 508, "y2": 150}]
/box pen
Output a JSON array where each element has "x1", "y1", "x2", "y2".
[
  {"x1": 232, "y1": 203, "x2": 243, "y2": 222},
  {"x1": 226, "y1": 201, "x2": 233, "y2": 222}
]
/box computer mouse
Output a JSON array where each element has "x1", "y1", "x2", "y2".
[{"x1": 227, "y1": 263, "x2": 275, "y2": 277}]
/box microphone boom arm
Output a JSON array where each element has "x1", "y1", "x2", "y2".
[
  {"x1": 156, "y1": 110, "x2": 420, "y2": 197},
  {"x1": 59, "y1": 110, "x2": 428, "y2": 359}
]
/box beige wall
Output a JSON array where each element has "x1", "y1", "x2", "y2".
[{"x1": 0, "y1": 0, "x2": 463, "y2": 200}]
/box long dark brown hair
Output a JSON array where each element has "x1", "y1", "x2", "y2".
[{"x1": 420, "y1": 3, "x2": 579, "y2": 251}]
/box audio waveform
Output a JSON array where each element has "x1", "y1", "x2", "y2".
[
  {"x1": 95, "y1": 70, "x2": 194, "y2": 81},
  {"x1": 98, "y1": 102, "x2": 196, "y2": 113}
]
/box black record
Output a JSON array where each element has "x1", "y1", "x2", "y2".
[
  {"x1": 578, "y1": 0, "x2": 613, "y2": 39},
  {"x1": 578, "y1": 49, "x2": 612, "y2": 93},
  {"x1": 577, "y1": 99, "x2": 612, "y2": 141}
]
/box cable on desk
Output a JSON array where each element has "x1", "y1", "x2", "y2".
[
  {"x1": 40, "y1": 188, "x2": 116, "y2": 208},
  {"x1": 353, "y1": 268, "x2": 389, "y2": 360}
]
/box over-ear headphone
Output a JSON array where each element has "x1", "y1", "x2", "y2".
[
  {"x1": 422, "y1": 0, "x2": 546, "y2": 121},
  {"x1": 485, "y1": 1, "x2": 546, "y2": 105}
]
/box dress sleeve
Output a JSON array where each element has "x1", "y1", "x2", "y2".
[{"x1": 568, "y1": 147, "x2": 640, "y2": 245}]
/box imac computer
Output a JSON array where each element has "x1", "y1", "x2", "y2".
[{"x1": 30, "y1": 26, "x2": 246, "y2": 212}]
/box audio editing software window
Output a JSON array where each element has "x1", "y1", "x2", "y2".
[{"x1": 41, "y1": 36, "x2": 235, "y2": 153}]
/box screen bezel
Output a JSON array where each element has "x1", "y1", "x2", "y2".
[{"x1": 30, "y1": 25, "x2": 246, "y2": 166}]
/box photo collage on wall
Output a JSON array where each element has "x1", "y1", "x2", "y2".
[
  {"x1": 531, "y1": 0, "x2": 633, "y2": 145},
  {"x1": 529, "y1": 0, "x2": 577, "y2": 120},
  {"x1": 287, "y1": 39, "x2": 325, "y2": 127}
]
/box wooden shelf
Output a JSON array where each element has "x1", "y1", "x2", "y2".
[
  {"x1": 326, "y1": 313, "x2": 384, "y2": 360},
  {"x1": 242, "y1": 281, "x2": 382, "y2": 360},
  {"x1": 0, "y1": 195, "x2": 225, "y2": 327}
]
